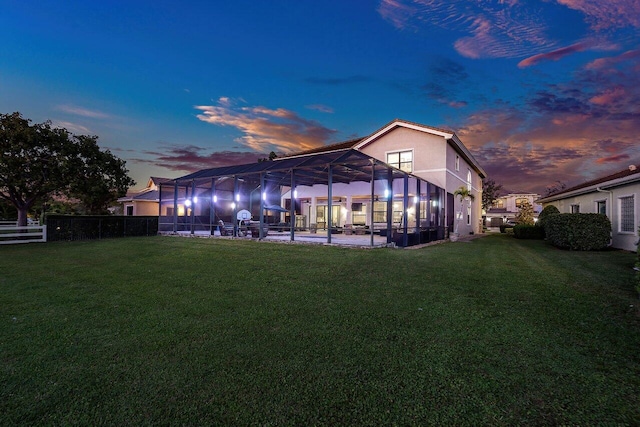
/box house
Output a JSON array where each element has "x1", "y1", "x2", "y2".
[
  {"x1": 484, "y1": 193, "x2": 542, "y2": 227},
  {"x1": 536, "y1": 164, "x2": 639, "y2": 252},
  {"x1": 118, "y1": 177, "x2": 173, "y2": 216},
  {"x1": 159, "y1": 119, "x2": 486, "y2": 247}
]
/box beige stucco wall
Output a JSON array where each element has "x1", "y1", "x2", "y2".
[
  {"x1": 358, "y1": 126, "x2": 483, "y2": 234},
  {"x1": 128, "y1": 201, "x2": 159, "y2": 216},
  {"x1": 543, "y1": 181, "x2": 639, "y2": 252}
]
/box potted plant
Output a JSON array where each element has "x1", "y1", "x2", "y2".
[{"x1": 450, "y1": 186, "x2": 475, "y2": 242}]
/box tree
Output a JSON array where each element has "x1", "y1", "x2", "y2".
[
  {"x1": 67, "y1": 135, "x2": 135, "y2": 214},
  {"x1": 515, "y1": 200, "x2": 535, "y2": 225},
  {"x1": 482, "y1": 179, "x2": 503, "y2": 212},
  {"x1": 0, "y1": 112, "x2": 135, "y2": 225},
  {"x1": 452, "y1": 186, "x2": 475, "y2": 235}
]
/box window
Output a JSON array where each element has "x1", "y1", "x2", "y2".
[
  {"x1": 373, "y1": 201, "x2": 387, "y2": 223},
  {"x1": 467, "y1": 206, "x2": 471, "y2": 225},
  {"x1": 351, "y1": 203, "x2": 366, "y2": 225},
  {"x1": 126, "y1": 205, "x2": 133, "y2": 216},
  {"x1": 387, "y1": 150, "x2": 413, "y2": 172},
  {"x1": 493, "y1": 199, "x2": 504, "y2": 209},
  {"x1": 571, "y1": 204, "x2": 580, "y2": 213},
  {"x1": 596, "y1": 200, "x2": 607, "y2": 215},
  {"x1": 467, "y1": 169, "x2": 472, "y2": 191},
  {"x1": 455, "y1": 155, "x2": 460, "y2": 171},
  {"x1": 515, "y1": 198, "x2": 529, "y2": 208},
  {"x1": 619, "y1": 196, "x2": 634, "y2": 232}
]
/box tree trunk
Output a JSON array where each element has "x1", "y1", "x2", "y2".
[{"x1": 17, "y1": 207, "x2": 28, "y2": 226}]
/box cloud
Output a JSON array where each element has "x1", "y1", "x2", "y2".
[
  {"x1": 518, "y1": 42, "x2": 590, "y2": 68},
  {"x1": 56, "y1": 105, "x2": 110, "y2": 119},
  {"x1": 454, "y1": 49, "x2": 640, "y2": 193},
  {"x1": 306, "y1": 104, "x2": 334, "y2": 113},
  {"x1": 195, "y1": 98, "x2": 337, "y2": 153},
  {"x1": 134, "y1": 145, "x2": 263, "y2": 172},
  {"x1": 378, "y1": 0, "x2": 637, "y2": 63},
  {"x1": 51, "y1": 120, "x2": 92, "y2": 135},
  {"x1": 378, "y1": 0, "x2": 555, "y2": 59},
  {"x1": 423, "y1": 57, "x2": 469, "y2": 107},
  {"x1": 556, "y1": 0, "x2": 640, "y2": 30}
]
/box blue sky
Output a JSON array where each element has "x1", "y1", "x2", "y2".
[{"x1": 2, "y1": 0, "x2": 639, "y2": 194}]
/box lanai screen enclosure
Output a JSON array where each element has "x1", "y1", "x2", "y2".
[{"x1": 158, "y1": 149, "x2": 448, "y2": 247}]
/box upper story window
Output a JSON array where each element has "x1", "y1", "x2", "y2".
[
  {"x1": 387, "y1": 150, "x2": 413, "y2": 173},
  {"x1": 619, "y1": 196, "x2": 634, "y2": 232},
  {"x1": 515, "y1": 198, "x2": 529, "y2": 208},
  {"x1": 467, "y1": 169, "x2": 472, "y2": 190},
  {"x1": 493, "y1": 199, "x2": 505, "y2": 209},
  {"x1": 455, "y1": 155, "x2": 460, "y2": 171}
]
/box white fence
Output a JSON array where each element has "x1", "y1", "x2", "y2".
[{"x1": 0, "y1": 223, "x2": 47, "y2": 245}]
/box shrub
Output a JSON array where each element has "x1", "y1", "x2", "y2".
[
  {"x1": 545, "y1": 213, "x2": 611, "y2": 251},
  {"x1": 513, "y1": 224, "x2": 545, "y2": 239},
  {"x1": 499, "y1": 224, "x2": 514, "y2": 233},
  {"x1": 515, "y1": 201, "x2": 535, "y2": 225},
  {"x1": 636, "y1": 227, "x2": 640, "y2": 297},
  {"x1": 537, "y1": 205, "x2": 560, "y2": 230}
]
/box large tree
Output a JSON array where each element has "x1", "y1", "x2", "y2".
[
  {"x1": 482, "y1": 179, "x2": 503, "y2": 212},
  {"x1": 0, "y1": 112, "x2": 135, "y2": 225}
]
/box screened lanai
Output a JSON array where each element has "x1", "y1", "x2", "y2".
[{"x1": 158, "y1": 148, "x2": 448, "y2": 247}]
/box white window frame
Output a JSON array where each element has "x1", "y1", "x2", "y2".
[
  {"x1": 455, "y1": 155, "x2": 460, "y2": 171},
  {"x1": 595, "y1": 199, "x2": 607, "y2": 216},
  {"x1": 570, "y1": 204, "x2": 580, "y2": 213},
  {"x1": 618, "y1": 195, "x2": 635, "y2": 234},
  {"x1": 467, "y1": 169, "x2": 472, "y2": 191},
  {"x1": 386, "y1": 149, "x2": 413, "y2": 173}
]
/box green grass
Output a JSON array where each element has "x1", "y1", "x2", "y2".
[{"x1": 1, "y1": 235, "x2": 639, "y2": 425}]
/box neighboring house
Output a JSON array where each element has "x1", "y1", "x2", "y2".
[
  {"x1": 484, "y1": 193, "x2": 542, "y2": 227},
  {"x1": 118, "y1": 177, "x2": 173, "y2": 216},
  {"x1": 160, "y1": 119, "x2": 486, "y2": 246},
  {"x1": 536, "y1": 164, "x2": 639, "y2": 252}
]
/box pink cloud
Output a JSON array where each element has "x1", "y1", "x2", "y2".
[
  {"x1": 556, "y1": 0, "x2": 640, "y2": 30},
  {"x1": 195, "y1": 98, "x2": 337, "y2": 154},
  {"x1": 589, "y1": 86, "x2": 626, "y2": 105},
  {"x1": 518, "y1": 42, "x2": 590, "y2": 68}
]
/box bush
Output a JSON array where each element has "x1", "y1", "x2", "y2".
[
  {"x1": 499, "y1": 224, "x2": 514, "y2": 233},
  {"x1": 537, "y1": 205, "x2": 560, "y2": 231},
  {"x1": 636, "y1": 227, "x2": 640, "y2": 297},
  {"x1": 545, "y1": 213, "x2": 611, "y2": 251},
  {"x1": 513, "y1": 224, "x2": 545, "y2": 239}
]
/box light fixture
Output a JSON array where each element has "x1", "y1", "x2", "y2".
[
  {"x1": 262, "y1": 191, "x2": 267, "y2": 201},
  {"x1": 384, "y1": 189, "x2": 389, "y2": 198},
  {"x1": 213, "y1": 195, "x2": 218, "y2": 203},
  {"x1": 184, "y1": 199, "x2": 192, "y2": 207},
  {"x1": 294, "y1": 189, "x2": 298, "y2": 199},
  {"x1": 413, "y1": 196, "x2": 418, "y2": 204},
  {"x1": 193, "y1": 196, "x2": 198, "y2": 204},
  {"x1": 235, "y1": 194, "x2": 240, "y2": 202},
  {"x1": 231, "y1": 202, "x2": 236, "y2": 210}
]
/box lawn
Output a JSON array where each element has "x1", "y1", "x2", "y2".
[{"x1": 1, "y1": 234, "x2": 639, "y2": 425}]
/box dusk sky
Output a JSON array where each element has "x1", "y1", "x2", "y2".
[{"x1": 2, "y1": 0, "x2": 639, "y2": 195}]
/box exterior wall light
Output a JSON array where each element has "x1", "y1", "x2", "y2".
[
  {"x1": 193, "y1": 197, "x2": 198, "y2": 204},
  {"x1": 184, "y1": 199, "x2": 192, "y2": 207},
  {"x1": 294, "y1": 189, "x2": 298, "y2": 199},
  {"x1": 235, "y1": 194, "x2": 240, "y2": 202},
  {"x1": 231, "y1": 202, "x2": 236, "y2": 210},
  {"x1": 262, "y1": 191, "x2": 267, "y2": 201},
  {"x1": 213, "y1": 195, "x2": 218, "y2": 203}
]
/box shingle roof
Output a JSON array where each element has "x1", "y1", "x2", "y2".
[{"x1": 540, "y1": 164, "x2": 640, "y2": 200}]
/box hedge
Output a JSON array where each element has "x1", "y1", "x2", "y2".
[
  {"x1": 545, "y1": 213, "x2": 611, "y2": 251},
  {"x1": 513, "y1": 224, "x2": 545, "y2": 239},
  {"x1": 537, "y1": 205, "x2": 560, "y2": 234}
]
